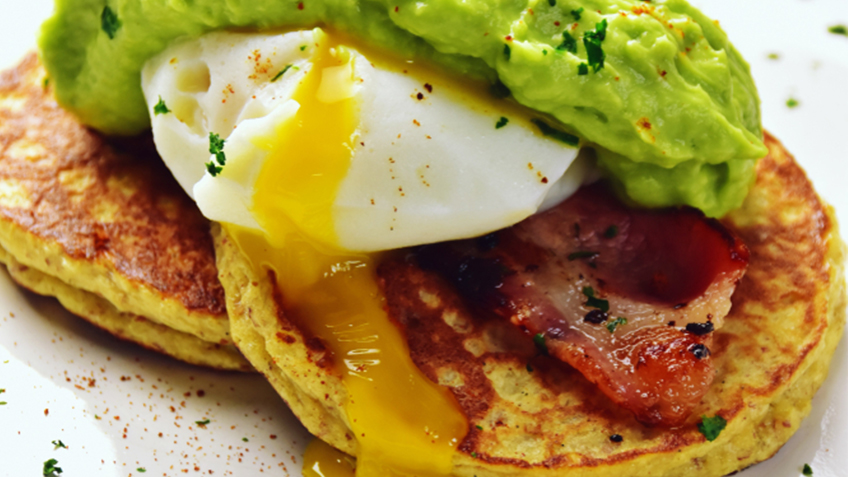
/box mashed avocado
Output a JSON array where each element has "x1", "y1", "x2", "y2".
[{"x1": 39, "y1": 0, "x2": 767, "y2": 216}]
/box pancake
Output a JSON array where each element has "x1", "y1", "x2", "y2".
[
  {"x1": 0, "y1": 54, "x2": 251, "y2": 372},
  {"x1": 214, "y1": 132, "x2": 845, "y2": 475}
]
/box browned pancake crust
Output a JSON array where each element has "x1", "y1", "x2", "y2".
[
  {"x1": 0, "y1": 54, "x2": 226, "y2": 332},
  {"x1": 216, "y1": 131, "x2": 844, "y2": 476}
]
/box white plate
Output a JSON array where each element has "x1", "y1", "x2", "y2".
[{"x1": 1, "y1": 2, "x2": 846, "y2": 476}]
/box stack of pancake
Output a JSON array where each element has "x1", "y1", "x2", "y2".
[
  {"x1": 0, "y1": 54, "x2": 250, "y2": 372},
  {"x1": 1, "y1": 53, "x2": 845, "y2": 475}
]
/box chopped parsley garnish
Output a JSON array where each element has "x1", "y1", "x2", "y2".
[
  {"x1": 242, "y1": 437, "x2": 249, "y2": 442},
  {"x1": 531, "y1": 119, "x2": 580, "y2": 146},
  {"x1": 52, "y1": 440, "x2": 67, "y2": 449},
  {"x1": 153, "y1": 96, "x2": 171, "y2": 115},
  {"x1": 787, "y1": 98, "x2": 799, "y2": 108},
  {"x1": 495, "y1": 117, "x2": 509, "y2": 129},
  {"x1": 582, "y1": 286, "x2": 610, "y2": 312},
  {"x1": 606, "y1": 317, "x2": 627, "y2": 333},
  {"x1": 533, "y1": 333, "x2": 548, "y2": 355},
  {"x1": 206, "y1": 132, "x2": 227, "y2": 177},
  {"x1": 471, "y1": 452, "x2": 478, "y2": 458},
  {"x1": 556, "y1": 31, "x2": 578, "y2": 53},
  {"x1": 43, "y1": 458, "x2": 63, "y2": 476},
  {"x1": 583, "y1": 19, "x2": 608, "y2": 73},
  {"x1": 475, "y1": 425, "x2": 483, "y2": 430},
  {"x1": 0, "y1": 388, "x2": 5, "y2": 393},
  {"x1": 547, "y1": 0, "x2": 555, "y2": 6},
  {"x1": 578, "y1": 63, "x2": 589, "y2": 75},
  {"x1": 697, "y1": 415, "x2": 727, "y2": 442},
  {"x1": 43, "y1": 77, "x2": 50, "y2": 89},
  {"x1": 503, "y1": 44, "x2": 511, "y2": 60},
  {"x1": 137, "y1": 468, "x2": 147, "y2": 473},
  {"x1": 271, "y1": 64, "x2": 297, "y2": 82},
  {"x1": 542, "y1": 49, "x2": 548, "y2": 55},
  {"x1": 571, "y1": 7, "x2": 584, "y2": 21},
  {"x1": 526, "y1": 362, "x2": 534, "y2": 372},
  {"x1": 767, "y1": 52, "x2": 780, "y2": 60},
  {"x1": 300, "y1": 45, "x2": 307, "y2": 51},
  {"x1": 828, "y1": 25, "x2": 848, "y2": 36},
  {"x1": 567, "y1": 251, "x2": 598, "y2": 261},
  {"x1": 0, "y1": 401, "x2": 6, "y2": 405},
  {"x1": 803, "y1": 463, "x2": 814, "y2": 476},
  {"x1": 195, "y1": 418, "x2": 211, "y2": 426},
  {"x1": 101, "y1": 6, "x2": 122, "y2": 39},
  {"x1": 604, "y1": 225, "x2": 619, "y2": 238}
]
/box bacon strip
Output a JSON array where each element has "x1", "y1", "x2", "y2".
[{"x1": 410, "y1": 183, "x2": 748, "y2": 427}]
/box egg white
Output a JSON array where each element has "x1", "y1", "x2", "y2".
[{"x1": 142, "y1": 29, "x2": 589, "y2": 252}]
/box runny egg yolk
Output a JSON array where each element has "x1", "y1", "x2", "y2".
[{"x1": 226, "y1": 34, "x2": 468, "y2": 476}]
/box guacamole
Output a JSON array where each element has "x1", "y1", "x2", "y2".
[{"x1": 39, "y1": 0, "x2": 767, "y2": 216}]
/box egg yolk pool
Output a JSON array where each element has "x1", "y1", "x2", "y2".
[{"x1": 227, "y1": 35, "x2": 467, "y2": 476}]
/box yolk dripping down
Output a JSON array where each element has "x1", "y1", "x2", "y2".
[{"x1": 227, "y1": 34, "x2": 468, "y2": 476}]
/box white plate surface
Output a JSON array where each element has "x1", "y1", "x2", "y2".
[{"x1": 1, "y1": 1, "x2": 846, "y2": 476}]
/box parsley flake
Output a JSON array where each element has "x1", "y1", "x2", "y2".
[
  {"x1": 787, "y1": 98, "x2": 800, "y2": 108},
  {"x1": 531, "y1": 119, "x2": 580, "y2": 146},
  {"x1": 0, "y1": 388, "x2": 5, "y2": 393},
  {"x1": 697, "y1": 415, "x2": 727, "y2": 442},
  {"x1": 767, "y1": 53, "x2": 780, "y2": 60},
  {"x1": 271, "y1": 64, "x2": 295, "y2": 82},
  {"x1": 802, "y1": 463, "x2": 813, "y2": 476},
  {"x1": 206, "y1": 132, "x2": 226, "y2": 177},
  {"x1": 567, "y1": 251, "x2": 598, "y2": 261},
  {"x1": 828, "y1": 25, "x2": 848, "y2": 36},
  {"x1": 137, "y1": 468, "x2": 147, "y2": 473},
  {"x1": 604, "y1": 225, "x2": 619, "y2": 238},
  {"x1": 504, "y1": 44, "x2": 511, "y2": 60},
  {"x1": 556, "y1": 31, "x2": 578, "y2": 53},
  {"x1": 52, "y1": 440, "x2": 67, "y2": 449},
  {"x1": 490, "y1": 80, "x2": 511, "y2": 99},
  {"x1": 300, "y1": 45, "x2": 307, "y2": 51},
  {"x1": 242, "y1": 437, "x2": 249, "y2": 442},
  {"x1": 43, "y1": 458, "x2": 63, "y2": 476},
  {"x1": 195, "y1": 418, "x2": 211, "y2": 426},
  {"x1": 606, "y1": 317, "x2": 627, "y2": 333},
  {"x1": 571, "y1": 7, "x2": 584, "y2": 21},
  {"x1": 578, "y1": 63, "x2": 589, "y2": 75},
  {"x1": 153, "y1": 96, "x2": 171, "y2": 115},
  {"x1": 582, "y1": 286, "x2": 610, "y2": 312},
  {"x1": 471, "y1": 452, "x2": 478, "y2": 458},
  {"x1": 101, "y1": 6, "x2": 122, "y2": 39},
  {"x1": 43, "y1": 77, "x2": 50, "y2": 89},
  {"x1": 547, "y1": 0, "x2": 555, "y2": 6},
  {"x1": 583, "y1": 19, "x2": 608, "y2": 73},
  {"x1": 0, "y1": 401, "x2": 6, "y2": 405},
  {"x1": 495, "y1": 117, "x2": 509, "y2": 129},
  {"x1": 533, "y1": 333, "x2": 548, "y2": 355},
  {"x1": 475, "y1": 425, "x2": 483, "y2": 430}
]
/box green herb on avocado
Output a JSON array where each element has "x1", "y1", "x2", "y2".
[
  {"x1": 786, "y1": 98, "x2": 799, "y2": 108},
  {"x1": 582, "y1": 286, "x2": 610, "y2": 312},
  {"x1": 503, "y1": 44, "x2": 511, "y2": 60},
  {"x1": 556, "y1": 31, "x2": 578, "y2": 53},
  {"x1": 697, "y1": 415, "x2": 727, "y2": 442},
  {"x1": 533, "y1": 333, "x2": 548, "y2": 355},
  {"x1": 153, "y1": 96, "x2": 170, "y2": 115},
  {"x1": 531, "y1": 119, "x2": 579, "y2": 146},
  {"x1": 490, "y1": 80, "x2": 511, "y2": 99},
  {"x1": 606, "y1": 317, "x2": 627, "y2": 333},
  {"x1": 578, "y1": 63, "x2": 589, "y2": 75},
  {"x1": 43, "y1": 458, "x2": 63, "y2": 476},
  {"x1": 583, "y1": 19, "x2": 608, "y2": 73},
  {"x1": 571, "y1": 7, "x2": 584, "y2": 21},
  {"x1": 802, "y1": 463, "x2": 813, "y2": 476},
  {"x1": 547, "y1": 0, "x2": 555, "y2": 6},
  {"x1": 828, "y1": 25, "x2": 848, "y2": 36},
  {"x1": 101, "y1": 6, "x2": 121, "y2": 39},
  {"x1": 495, "y1": 117, "x2": 509, "y2": 129},
  {"x1": 52, "y1": 440, "x2": 67, "y2": 449}
]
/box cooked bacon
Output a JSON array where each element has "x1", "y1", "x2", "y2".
[{"x1": 411, "y1": 183, "x2": 748, "y2": 427}]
